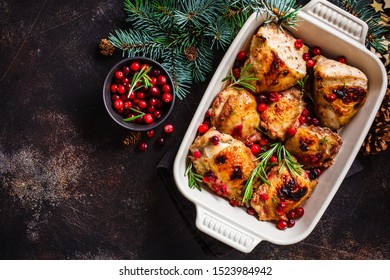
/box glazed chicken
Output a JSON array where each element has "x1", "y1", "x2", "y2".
[
  {"x1": 251, "y1": 160, "x2": 318, "y2": 221},
  {"x1": 189, "y1": 128, "x2": 258, "y2": 206},
  {"x1": 209, "y1": 87, "x2": 261, "y2": 143},
  {"x1": 241, "y1": 23, "x2": 308, "y2": 94},
  {"x1": 260, "y1": 87, "x2": 306, "y2": 140},
  {"x1": 313, "y1": 55, "x2": 368, "y2": 130},
  {"x1": 285, "y1": 125, "x2": 342, "y2": 169}
]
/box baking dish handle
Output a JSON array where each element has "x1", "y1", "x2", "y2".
[
  {"x1": 195, "y1": 206, "x2": 261, "y2": 253},
  {"x1": 301, "y1": 0, "x2": 368, "y2": 45}
]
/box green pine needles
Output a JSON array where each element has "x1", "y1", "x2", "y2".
[{"x1": 109, "y1": 0, "x2": 251, "y2": 99}]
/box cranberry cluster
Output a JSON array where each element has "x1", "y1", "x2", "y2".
[{"x1": 110, "y1": 60, "x2": 173, "y2": 125}]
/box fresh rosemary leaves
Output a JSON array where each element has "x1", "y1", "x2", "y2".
[
  {"x1": 127, "y1": 65, "x2": 152, "y2": 99},
  {"x1": 222, "y1": 63, "x2": 257, "y2": 92},
  {"x1": 123, "y1": 107, "x2": 145, "y2": 122},
  {"x1": 185, "y1": 162, "x2": 203, "y2": 191},
  {"x1": 242, "y1": 142, "x2": 304, "y2": 203}
]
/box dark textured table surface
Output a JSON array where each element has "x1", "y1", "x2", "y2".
[{"x1": 0, "y1": 0, "x2": 389, "y2": 260}]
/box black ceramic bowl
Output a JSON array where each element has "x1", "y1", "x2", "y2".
[{"x1": 103, "y1": 57, "x2": 175, "y2": 131}]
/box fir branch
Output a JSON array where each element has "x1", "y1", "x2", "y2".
[{"x1": 185, "y1": 161, "x2": 203, "y2": 191}]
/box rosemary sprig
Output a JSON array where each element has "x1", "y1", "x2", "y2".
[
  {"x1": 185, "y1": 162, "x2": 203, "y2": 191},
  {"x1": 123, "y1": 107, "x2": 145, "y2": 122},
  {"x1": 222, "y1": 62, "x2": 258, "y2": 92},
  {"x1": 242, "y1": 141, "x2": 304, "y2": 203},
  {"x1": 127, "y1": 65, "x2": 152, "y2": 98},
  {"x1": 297, "y1": 75, "x2": 314, "y2": 103}
]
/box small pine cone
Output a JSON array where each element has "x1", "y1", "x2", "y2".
[
  {"x1": 99, "y1": 38, "x2": 115, "y2": 56},
  {"x1": 184, "y1": 46, "x2": 198, "y2": 62},
  {"x1": 362, "y1": 89, "x2": 390, "y2": 155},
  {"x1": 122, "y1": 131, "x2": 141, "y2": 146}
]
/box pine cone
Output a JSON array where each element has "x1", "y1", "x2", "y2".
[
  {"x1": 99, "y1": 38, "x2": 115, "y2": 56},
  {"x1": 122, "y1": 131, "x2": 141, "y2": 146},
  {"x1": 184, "y1": 46, "x2": 198, "y2": 62},
  {"x1": 362, "y1": 89, "x2": 390, "y2": 155}
]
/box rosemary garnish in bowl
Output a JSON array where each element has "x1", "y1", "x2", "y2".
[
  {"x1": 242, "y1": 141, "x2": 304, "y2": 203},
  {"x1": 127, "y1": 65, "x2": 152, "y2": 99},
  {"x1": 185, "y1": 162, "x2": 203, "y2": 191},
  {"x1": 222, "y1": 63, "x2": 258, "y2": 92},
  {"x1": 123, "y1": 107, "x2": 145, "y2": 122}
]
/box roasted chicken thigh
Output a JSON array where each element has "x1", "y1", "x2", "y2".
[
  {"x1": 209, "y1": 87, "x2": 261, "y2": 143},
  {"x1": 285, "y1": 125, "x2": 342, "y2": 169},
  {"x1": 189, "y1": 128, "x2": 258, "y2": 206},
  {"x1": 241, "y1": 23, "x2": 308, "y2": 94},
  {"x1": 251, "y1": 161, "x2": 317, "y2": 221},
  {"x1": 313, "y1": 55, "x2": 368, "y2": 130},
  {"x1": 260, "y1": 87, "x2": 306, "y2": 140}
]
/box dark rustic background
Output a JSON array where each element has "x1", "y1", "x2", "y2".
[{"x1": 0, "y1": 0, "x2": 389, "y2": 259}]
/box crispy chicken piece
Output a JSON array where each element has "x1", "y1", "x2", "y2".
[
  {"x1": 260, "y1": 87, "x2": 306, "y2": 140},
  {"x1": 209, "y1": 87, "x2": 261, "y2": 143},
  {"x1": 189, "y1": 128, "x2": 257, "y2": 206},
  {"x1": 241, "y1": 23, "x2": 308, "y2": 94},
  {"x1": 251, "y1": 161, "x2": 317, "y2": 221},
  {"x1": 285, "y1": 125, "x2": 342, "y2": 169},
  {"x1": 313, "y1": 55, "x2": 368, "y2": 130}
]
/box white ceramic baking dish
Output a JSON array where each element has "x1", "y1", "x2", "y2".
[{"x1": 173, "y1": 0, "x2": 387, "y2": 253}]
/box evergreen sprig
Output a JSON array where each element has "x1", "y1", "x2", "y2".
[
  {"x1": 329, "y1": 0, "x2": 388, "y2": 55},
  {"x1": 242, "y1": 142, "x2": 303, "y2": 203},
  {"x1": 109, "y1": 0, "x2": 251, "y2": 99},
  {"x1": 223, "y1": 62, "x2": 258, "y2": 92},
  {"x1": 185, "y1": 162, "x2": 203, "y2": 191}
]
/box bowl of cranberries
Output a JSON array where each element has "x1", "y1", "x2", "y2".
[{"x1": 103, "y1": 57, "x2": 175, "y2": 131}]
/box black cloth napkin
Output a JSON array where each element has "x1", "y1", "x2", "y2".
[{"x1": 156, "y1": 140, "x2": 363, "y2": 258}]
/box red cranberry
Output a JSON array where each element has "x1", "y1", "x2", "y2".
[
  {"x1": 294, "y1": 39, "x2": 303, "y2": 49},
  {"x1": 110, "y1": 84, "x2": 118, "y2": 93},
  {"x1": 153, "y1": 110, "x2": 162, "y2": 119},
  {"x1": 130, "y1": 62, "x2": 140, "y2": 71},
  {"x1": 138, "y1": 100, "x2": 147, "y2": 109},
  {"x1": 146, "y1": 129, "x2": 155, "y2": 138},
  {"x1": 286, "y1": 210, "x2": 296, "y2": 220},
  {"x1": 137, "y1": 92, "x2": 145, "y2": 99},
  {"x1": 138, "y1": 142, "x2": 148, "y2": 152},
  {"x1": 210, "y1": 135, "x2": 219, "y2": 145},
  {"x1": 311, "y1": 118, "x2": 320, "y2": 126},
  {"x1": 287, "y1": 219, "x2": 295, "y2": 228},
  {"x1": 247, "y1": 207, "x2": 256, "y2": 215},
  {"x1": 257, "y1": 94, "x2": 268, "y2": 103},
  {"x1": 156, "y1": 137, "x2": 166, "y2": 146},
  {"x1": 233, "y1": 68, "x2": 240, "y2": 79},
  {"x1": 287, "y1": 126, "x2": 297, "y2": 136},
  {"x1": 311, "y1": 46, "x2": 322, "y2": 56},
  {"x1": 151, "y1": 68, "x2": 160, "y2": 77},
  {"x1": 268, "y1": 92, "x2": 280, "y2": 103},
  {"x1": 198, "y1": 123, "x2": 209, "y2": 134},
  {"x1": 150, "y1": 76, "x2": 157, "y2": 86},
  {"x1": 327, "y1": 93, "x2": 337, "y2": 102},
  {"x1": 117, "y1": 85, "x2": 126, "y2": 95},
  {"x1": 157, "y1": 75, "x2": 167, "y2": 85},
  {"x1": 259, "y1": 138, "x2": 268, "y2": 146},
  {"x1": 306, "y1": 59, "x2": 315, "y2": 68},
  {"x1": 140, "y1": 63, "x2": 150, "y2": 71},
  {"x1": 236, "y1": 51, "x2": 247, "y2": 61},
  {"x1": 147, "y1": 105, "x2": 155, "y2": 113},
  {"x1": 124, "y1": 101, "x2": 132, "y2": 110},
  {"x1": 143, "y1": 114, "x2": 154, "y2": 124},
  {"x1": 162, "y1": 84, "x2": 171, "y2": 93},
  {"x1": 295, "y1": 207, "x2": 304, "y2": 218},
  {"x1": 299, "y1": 115, "x2": 306, "y2": 124},
  {"x1": 337, "y1": 56, "x2": 346, "y2": 64},
  {"x1": 149, "y1": 86, "x2": 160, "y2": 96},
  {"x1": 276, "y1": 220, "x2": 288, "y2": 230},
  {"x1": 115, "y1": 71, "x2": 124, "y2": 80},
  {"x1": 229, "y1": 199, "x2": 239, "y2": 207},
  {"x1": 193, "y1": 150, "x2": 201, "y2": 159},
  {"x1": 250, "y1": 144, "x2": 261, "y2": 155},
  {"x1": 259, "y1": 193, "x2": 268, "y2": 201},
  {"x1": 164, "y1": 124, "x2": 174, "y2": 134},
  {"x1": 270, "y1": 155, "x2": 278, "y2": 163},
  {"x1": 111, "y1": 94, "x2": 120, "y2": 101},
  {"x1": 149, "y1": 98, "x2": 157, "y2": 106},
  {"x1": 302, "y1": 53, "x2": 310, "y2": 61},
  {"x1": 162, "y1": 93, "x2": 173, "y2": 103},
  {"x1": 128, "y1": 91, "x2": 136, "y2": 99},
  {"x1": 113, "y1": 99, "x2": 123, "y2": 110},
  {"x1": 257, "y1": 103, "x2": 267, "y2": 112}
]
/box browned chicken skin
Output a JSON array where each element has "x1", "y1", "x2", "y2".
[
  {"x1": 209, "y1": 87, "x2": 261, "y2": 143},
  {"x1": 260, "y1": 87, "x2": 305, "y2": 140},
  {"x1": 285, "y1": 125, "x2": 342, "y2": 169},
  {"x1": 251, "y1": 161, "x2": 317, "y2": 221},
  {"x1": 313, "y1": 55, "x2": 368, "y2": 130},
  {"x1": 189, "y1": 128, "x2": 258, "y2": 206},
  {"x1": 241, "y1": 23, "x2": 308, "y2": 94}
]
